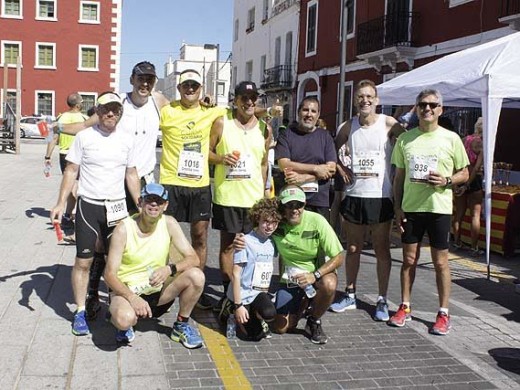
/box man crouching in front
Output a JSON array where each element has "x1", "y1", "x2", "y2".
[{"x1": 104, "y1": 183, "x2": 205, "y2": 348}]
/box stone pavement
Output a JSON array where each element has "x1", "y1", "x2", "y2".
[{"x1": 1, "y1": 141, "x2": 520, "y2": 389}]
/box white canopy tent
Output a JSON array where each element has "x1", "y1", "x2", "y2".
[{"x1": 377, "y1": 32, "x2": 520, "y2": 277}]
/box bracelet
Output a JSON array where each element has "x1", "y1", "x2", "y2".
[
  {"x1": 168, "y1": 263, "x2": 177, "y2": 276},
  {"x1": 234, "y1": 302, "x2": 244, "y2": 310},
  {"x1": 44, "y1": 156, "x2": 51, "y2": 160}
]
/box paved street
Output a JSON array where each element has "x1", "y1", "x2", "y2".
[{"x1": 1, "y1": 141, "x2": 520, "y2": 389}]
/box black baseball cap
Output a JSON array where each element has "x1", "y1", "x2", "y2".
[
  {"x1": 235, "y1": 81, "x2": 258, "y2": 97},
  {"x1": 132, "y1": 61, "x2": 156, "y2": 77}
]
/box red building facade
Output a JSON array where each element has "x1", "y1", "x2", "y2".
[
  {"x1": 0, "y1": 0, "x2": 121, "y2": 117},
  {"x1": 296, "y1": 0, "x2": 520, "y2": 166}
]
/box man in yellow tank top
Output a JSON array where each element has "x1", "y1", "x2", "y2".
[
  {"x1": 104, "y1": 183, "x2": 205, "y2": 348},
  {"x1": 209, "y1": 81, "x2": 272, "y2": 308}
]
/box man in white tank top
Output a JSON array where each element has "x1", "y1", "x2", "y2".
[{"x1": 329, "y1": 80, "x2": 405, "y2": 321}]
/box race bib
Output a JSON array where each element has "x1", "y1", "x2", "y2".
[
  {"x1": 127, "y1": 281, "x2": 162, "y2": 296},
  {"x1": 226, "y1": 154, "x2": 252, "y2": 180},
  {"x1": 105, "y1": 199, "x2": 128, "y2": 227},
  {"x1": 178, "y1": 150, "x2": 204, "y2": 180},
  {"x1": 301, "y1": 181, "x2": 319, "y2": 193},
  {"x1": 409, "y1": 155, "x2": 438, "y2": 182},
  {"x1": 251, "y1": 261, "x2": 273, "y2": 290},
  {"x1": 352, "y1": 150, "x2": 382, "y2": 177}
]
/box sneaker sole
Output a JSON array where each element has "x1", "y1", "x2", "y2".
[
  {"x1": 373, "y1": 314, "x2": 390, "y2": 322},
  {"x1": 170, "y1": 334, "x2": 203, "y2": 349},
  {"x1": 329, "y1": 305, "x2": 357, "y2": 313},
  {"x1": 387, "y1": 317, "x2": 412, "y2": 327},
  {"x1": 71, "y1": 329, "x2": 89, "y2": 336},
  {"x1": 429, "y1": 327, "x2": 451, "y2": 336}
]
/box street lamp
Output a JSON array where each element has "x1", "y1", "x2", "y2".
[{"x1": 338, "y1": 0, "x2": 353, "y2": 126}]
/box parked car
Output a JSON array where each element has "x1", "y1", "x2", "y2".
[{"x1": 20, "y1": 116, "x2": 44, "y2": 138}]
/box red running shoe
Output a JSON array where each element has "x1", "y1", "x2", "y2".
[
  {"x1": 430, "y1": 312, "x2": 451, "y2": 335},
  {"x1": 387, "y1": 304, "x2": 411, "y2": 327}
]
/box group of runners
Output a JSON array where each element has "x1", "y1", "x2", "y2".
[{"x1": 47, "y1": 60, "x2": 470, "y2": 348}]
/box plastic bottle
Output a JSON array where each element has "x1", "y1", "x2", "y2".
[
  {"x1": 226, "y1": 314, "x2": 236, "y2": 339},
  {"x1": 43, "y1": 164, "x2": 51, "y2": 178},
  {"x1": 53, "y1": 222, "x2": 63, "y2": 242},
  {"x1": 146, "y1": 266, "x2": 154, "y2": 280},
  {"x1": 304, "y1": 284, "x2": 317, "y2": 299}
]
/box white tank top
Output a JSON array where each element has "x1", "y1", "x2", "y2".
[
  {"x1": 346, "y1": 114, "x2": 393, "y2": 198},
  {"x1": 117, "y1": 93, "x2": 160, "y2": 178}
]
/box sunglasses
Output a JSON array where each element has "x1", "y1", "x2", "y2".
[
  {"x1": 181, "y1": 81, "x2": 201, "y2": 90},
  {"x1": 98, "y1": 104, "x2": 123, "y2": 116},
  {"x1": 143, "y1": 195, "x2": 167, "y2": 205},
  {"x1": 239, "y1": 94, "x2": 258, "y2": 103},
  {"x1": 417, "y1": 102, "x2": 441, "y2": 110},
  {"x1": 283, "y1": 201, "x2": 305, "y2": 210}
]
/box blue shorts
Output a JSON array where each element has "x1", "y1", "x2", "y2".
[{"x1": 275, "y1": 284, "x2": 307, "y2": 315}]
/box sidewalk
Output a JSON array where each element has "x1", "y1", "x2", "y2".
[{"x1": 0, "y1": 141, "x2": 519, "y2": 389}]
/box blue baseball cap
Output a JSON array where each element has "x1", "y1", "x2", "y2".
[{"x1": 141, "y1": 183, "x2": 168, "y2": 200}]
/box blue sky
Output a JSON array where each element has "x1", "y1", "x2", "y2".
[{"x1": 119, "y1": 0, "x2": 233, "y2": 89}]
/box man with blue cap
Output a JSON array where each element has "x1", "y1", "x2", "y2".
[{"x1": 103, "y1": 183, "x2": 206, "y2": 348}]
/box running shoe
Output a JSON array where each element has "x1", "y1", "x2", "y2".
[
  {"x1": 387, "y1": 304, "x2": 412, "y2": 327},
  {"x1": 470, "y1": 247, "x2": 484, "y2": 257},
  {"x1": 217, "y1": 297, "x2": 234, "y2": 324},
  {"x1": 85, "y1": 293, "x2": 101, "y2": 320},
  {"x1": 72, "y1": 310, "x2": 89, "y2": 336},
  {"x1": 329, "y1": 294, "x2": 357, "y2": 313},
  {"x1": 261, "y1": 320, "x2": 272, "y2": 339},
  {"x1": 195, "y1": 293, "x2": 213, "y2": 310},
  {"x1": 170, "y1": 322, "x2": 203, "y2": 349},
  {"x1": 305, "y1": 317, "x2": 328, "y2": 344},
  {"x1": 430, "y1": 312, "x2": 451, "y2": 335},
  {"x1": 116, "y1": 327, "x2": 135, "y2": 343},
  {"x1": 373, "y1": 300, "x2": 390, "y2": 322}
]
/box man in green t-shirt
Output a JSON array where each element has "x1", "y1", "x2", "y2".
[
  {"x1": 271, "y1": 185, "x2": 345, "y2": 344},
  {"x1": 390, "y1": 89, "x2": 469, "y2": 336}
]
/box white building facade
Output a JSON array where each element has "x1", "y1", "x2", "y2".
[
  {"x1": 232, "y1": 0, "x2": 300, "y2": 124},
  {"x1": 162, "y1": 44, "x2": 231, "y2": 107}
]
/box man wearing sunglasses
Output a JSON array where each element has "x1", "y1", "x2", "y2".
[
  {"x1": 272, "y1": 185, "x2": 345, "y2": 344},
  {"x1": 104, "y1": 183, "x2": 205, "y2": 348},
  {"x1": 209, "y1": 81, "x2": 272, "y2": 310},
  {"x1": 390, "y1": 89, "x2": 469, "y2": 335},
  {"x1": 330, "y1": 80, "x2": 405, "y2": 321},
  {"x1": 50, "y1": 92, "x2": 141, "y2": 336}
]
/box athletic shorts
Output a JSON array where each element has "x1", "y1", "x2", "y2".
[
  {"x1": 305, "y1": 205, "x2": 330, "y2": 221},
  {"x1": 467, "y1": 175, "x2": 483, "y2": 193},
  {"x1": 275, "y1": 285, "x2": 308, "y2": 316},
  {"x1": 140, "y1": 291, "x2": 175, "y2": 318},
  {"x1": 401, "y1": 212, "x2": 451, "y2": 250},
  {"x1": 341, "y1": 196, "x2": 394, "y2": 225},
  {"x1": 75, "y1": 197, "x2": 115, "y2": 259},
  {"x1": 212, "y1": 204, "x2": 253, "y2": 233},
  {"x1": 60, "y1": 153, "x2": 80, "y2": 178},
  {"x1": 163, "y1": 185, "x2": 211, "y2": 223}
]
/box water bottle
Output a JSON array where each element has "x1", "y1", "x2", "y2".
[
  {"x1": 43, "y1": 164, "x2": 51, "y2": 178},
  {"x1": 146, "y1": 265, "x2": 154, "y2": 280},
  {"x1": 226, "y1": 314, "x2": 236, "y2": 339},
  {"x1": 304, "y1": 284, "x2": 316, "y2": 299}
]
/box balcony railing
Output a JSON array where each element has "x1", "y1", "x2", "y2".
[
  {"x1": 501, "y1": 0, "x2": 520, "y2": 17},
  {"x1": 357, "y1": 12, "x2": 420, "y2": 56},
  {"x1": 271, "y1": 0, "x2": 298, "y2": 18},
  {"x1": 261, "y1": 65, "x2": 293, "y2": 90}
]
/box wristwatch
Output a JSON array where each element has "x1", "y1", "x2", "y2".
[
  {"x1": 168, "y1": 263, "x2": 177, "y2": 276},
  {"x1": 313, "y1": 270, "x2": 322, "y2": 281},
  {"x1": 444, "y1": 177, "x2": 452, "y2": 188}
]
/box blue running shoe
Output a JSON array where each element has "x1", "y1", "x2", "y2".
[
  {"x1": 373, "y1": 300, "x2": 390, "y2": 321},
  {"x1": 116, "y1": 327, "x2": 135, "y2": 343},
  {"x1": 72, "y1": 310, "x2": 89, "y2": 336},
  {"x1": 170, "y1": 322, "x2": 203, "y2": 349},
  {"x1": 329, "y1": 294, "x2": 357, "y2": 313}
]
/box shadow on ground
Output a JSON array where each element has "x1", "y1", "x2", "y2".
[{"x1": 489, "y1": 347, "x2": 520, "y2": 376}]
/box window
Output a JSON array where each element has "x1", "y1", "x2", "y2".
[
  {"x1": 245, "y1": 61, "x2": 253, "y2": 82},
  {"x1": 36, "y1": 43, "x2": 55, "y2": 68},
  {"x1": 274, "y1": 36, "x2": 281, "y2": 67},
  {"x1": 37, "y1": 0, "x2": 55, "y2": 20},
  {"x1": 2, "y1": 0, "x2": 22, "y2": 17},
  {"x1": 260, "y1": 55, "x2": 266, "y2": 82},
  {"x1": 6, "y1": 90, "x2": 17, "y2": 113},
  {"x1": 306, "y1": 1, "x2": 318, "y2": 56},
  {"x1": 340, "y1": 0, "x2": 356, "y2": 40},
  {"x1": 262, "y1": 0, "x2": 269, "y2": 21},
  {"x1": 285, "y1": 32, "x2": 293, "y2": 66},
  {"x1": 78, "y1": 45, "x2": 98, "y2": 71},
  {"x1": 217, "y1": 82, "x2": 225, "y2": 96},
  {"x1": 234, "y1": 18, "x2": 239, "y2": 41},
  {"x1": 79, "y1": 93, "x2": 96, "y2": 114},
  {"x1": 247, "y1": 7, "x2": 255, "y2": 32},
  {"x1": 1, "y1": 41, "x2": 21, "y2": 66},
  {"x1": 79, "y1": 1, "x2": 99, "y2": 23},
  {"x1": 36, "y1": 91, "x2": 54, "y2": 116}
]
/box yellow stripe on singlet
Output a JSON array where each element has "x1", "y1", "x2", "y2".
[{"x1": 197, "y1": 324, "x2": 252, "y2": 389}]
